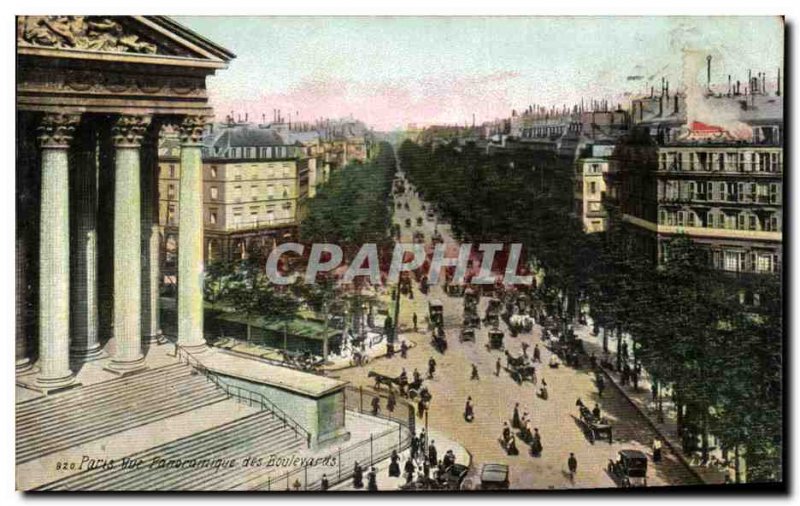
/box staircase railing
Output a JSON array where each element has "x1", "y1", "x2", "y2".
[{"x1": 161, "y1": 334, "x2": 312, "y2": 448}]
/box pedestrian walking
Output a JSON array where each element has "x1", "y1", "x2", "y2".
[
  {"x1": 568, "y1": 453, "x2": 578, "y2": 482},
  {"x1": 411, "y1": 434, "x2": 419, "y2": 460},
  {"x1": 428, "y1": 440, "x2": 438, "y2": 467},
  {"x1": 404, "y1": 457, "x2": 415, "y2": 484},
  {"x1": 389, "y1": 450, "x2": 401, "y2": 477},
  {"x1": 353, "y1": 461, "x2": 364, "y2": 489},
  {"x1": 533, "y1": 344, "x2": 541, "y2": 363},
  {"x1": 596, "y1": 375, "x2": 605, "y2": 398},
  {"x1": 512, "y1": 402, "x2": 521, "y2": 429},
  {"x1": 496, "y1": 357, "x2": 501, "y2": 376},
  {"x1": 471, "y1": 363, "x2": 480, "y2": 380},
  {"x1": 321, "y1": 474, "x2": 330, "y2": 491},
  {"x1": 413, "y1": 312, "x2": 418, "y2": 332},
  {"x1": 653, "y1": 438, "x2": 663, "y2": 463},
  {"x1": 367, "y1": 466, "x2": 378, "y2": 491},
  {"x1": 400, "y1": 340, "x2": 408, "y2": 359},
  {"x1": 428, "y1": 357, "x2": 437, "y2": 379},
  {"x1": 387, "y1": 391, "x2": 396, "y2": 413},
  {"x1": 464, "y1": 396, "x2": 475, "y2": 422}
]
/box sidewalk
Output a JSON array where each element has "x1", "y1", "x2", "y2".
[
  {"x1": 331, "y1": 429, "x2": 472, "y2": 491},
  {"x1": 574, "y1": 322, "x2": 729, "y2": 485}
]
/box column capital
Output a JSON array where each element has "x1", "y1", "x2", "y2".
[
  {"x1": 37, "y1": 113, "x2": 81, "y2": 149},
  {"x1": 111, "y1": 115, "x2": 152, "y2": 148},
  {"x1": 178, "y1": 115, "x2": 211, "y2": 146}
]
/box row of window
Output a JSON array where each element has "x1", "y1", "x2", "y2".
[
  {"x1": 714, "y1": 250, "x2": 780, "y2": 274},
  {"x1": 164, "y1": 164, "x2": 294, "y2": 182},
  {"x1": 206, "y1": 146, "x2": 298, "y2": 160},
  {"x1": 659, "y1": 244, "x2": 780, "y2": 274},
  {"x1": 659, "y1": 150, "x2": 782, "y2": 173},
  {"x1": 659, "y1": 181, "x2": 781, "y2": 205},
  {"x1": 658, "y1": 208, "x2": 780, "y2": 232},
  {"x1": 229, "y1": 202, "x2": 294, "y2": 226}
]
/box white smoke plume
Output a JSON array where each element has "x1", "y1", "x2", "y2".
[{"x1": 682, "y1": 49, "x2": 752, "y2": 141}]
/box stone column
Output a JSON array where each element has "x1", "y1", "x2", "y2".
[
  {"x1": 105, "y1": 115, "x2": 150, "y2": 375},
  {"x1": 70, "y1": 124, "x2": 104, "y2": 361},
  {"x1": 141, "y1": 127, "x2": 162, "y2": 343},
  {"x1": 177, "y1": 116, "x2": 208, "y2": 351},
  {"x1": 35, "y1": 113, "x2": 80, "y2": 390},
  {"x1": 16, "y1": 235, "x2": 32, "y2": 372}
]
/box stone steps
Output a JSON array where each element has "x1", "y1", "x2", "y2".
[
  {"x1": 16, "y1": 365, "x2": 227, "y2": 464},
  {"x1": 38, "y1": 410, "x2": 306, "y2": 491},
  {"x1": 17, "y1": 363, "x2": 187, "y2": 416}
]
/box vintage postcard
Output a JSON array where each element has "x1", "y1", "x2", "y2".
[{"x1": 15, "y1": 15, "x2": 784, "y2": 492}]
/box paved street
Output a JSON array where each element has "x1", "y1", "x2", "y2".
[{"x1": 333, "y1": 169, "x2": 701, "y2": 490}]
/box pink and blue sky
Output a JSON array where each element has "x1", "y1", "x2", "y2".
[{"x1": 176, "y1": 16, "x2": 783, "y2": 131}]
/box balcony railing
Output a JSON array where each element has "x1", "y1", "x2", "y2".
[{"x1": 225, "y1": 217, "x2": 296, "y2": 231}]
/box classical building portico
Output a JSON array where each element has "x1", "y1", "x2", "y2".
[{"x1": 16, "y1": 16, "x2": 234, "y2": 392}]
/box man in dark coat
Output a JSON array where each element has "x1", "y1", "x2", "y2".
[
  {"x1": 428, "y1": 357, "x2": 436, "y2": 379},
  {"x1": 410, "y1": 434, "x2": 419, "y2": 459},
  {"x1": 371, "y1": 396, "x2": 381, "y2": 416},
  {"x1": 389, "y1": 449, "x2": 401, "y2": 477},
  {"x1": 367, "y1": 466, "x2": 378, "y2": 491},
  {"x1": 428, "y1": 440, "x2": 438, "y2": 467},
  {"x1": 568, "y1": 452, "x2": 578, "y2": 482},
  {"x1": 404, "y1": 456, "x2": 415, "y2": 484},
  {"x1": 353, "y1": 461, "x2": 364, "y2": 489},
  {"x1": 512, "y1": 402, "x2": 521, "y2": 429},
  {"x1": 464, "y1": 396, "x2": 475, "y2": 422}
]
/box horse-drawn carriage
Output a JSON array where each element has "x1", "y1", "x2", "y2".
[
  {"x1": 460, "y1": 326, "x2": 476, "y2": 343},
  {"x1": 578, "y1": 405, "x2": 613, "y2": 444},
  {"x1": 507, "y1": 314, "x2": 534, "y2": 337},
  {"x1": 608, "y1": 450, "x2": 648, "y2": 487},
  {"x1": 428, "y1": 299, "x2": 444, "y2": 327},
  {"x1": 509, "y1": 363, "x2": 536, "y2": 384},
  {"x1": 446, "y1": 283, "x2": 465, "y2": 297},
  {"x1": 432, "y1": 325, "x2": 448, "y2": 353},
  {"x1": 484, "y1": 298, "x2": 502, "y2": 327},
  {"x1": 464, "y1": 287, "x2": 478, "y2": 308},
  {"x1": 367, "y1": 371, "x2": 430, "y2": 400},
  {"x1": 486, "y1": 328, "x2": 504, "y2": 351},
  {"x1": 463, "y1": 296, "x2": 481, "y2": 327},
  {"x1": 504, "y1": 350, "x2": 536, "y2": 384},
  {"x1": 280, "y1": 350, "x2": 325, "y2": 372}
]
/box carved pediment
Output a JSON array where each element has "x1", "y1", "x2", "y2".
[
  {"x1": 16, "y1": 16, "x2": 235, "y2": 62},
  {"x1": 17, "y1": 16, "x2": 166, "y2": 54}
]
